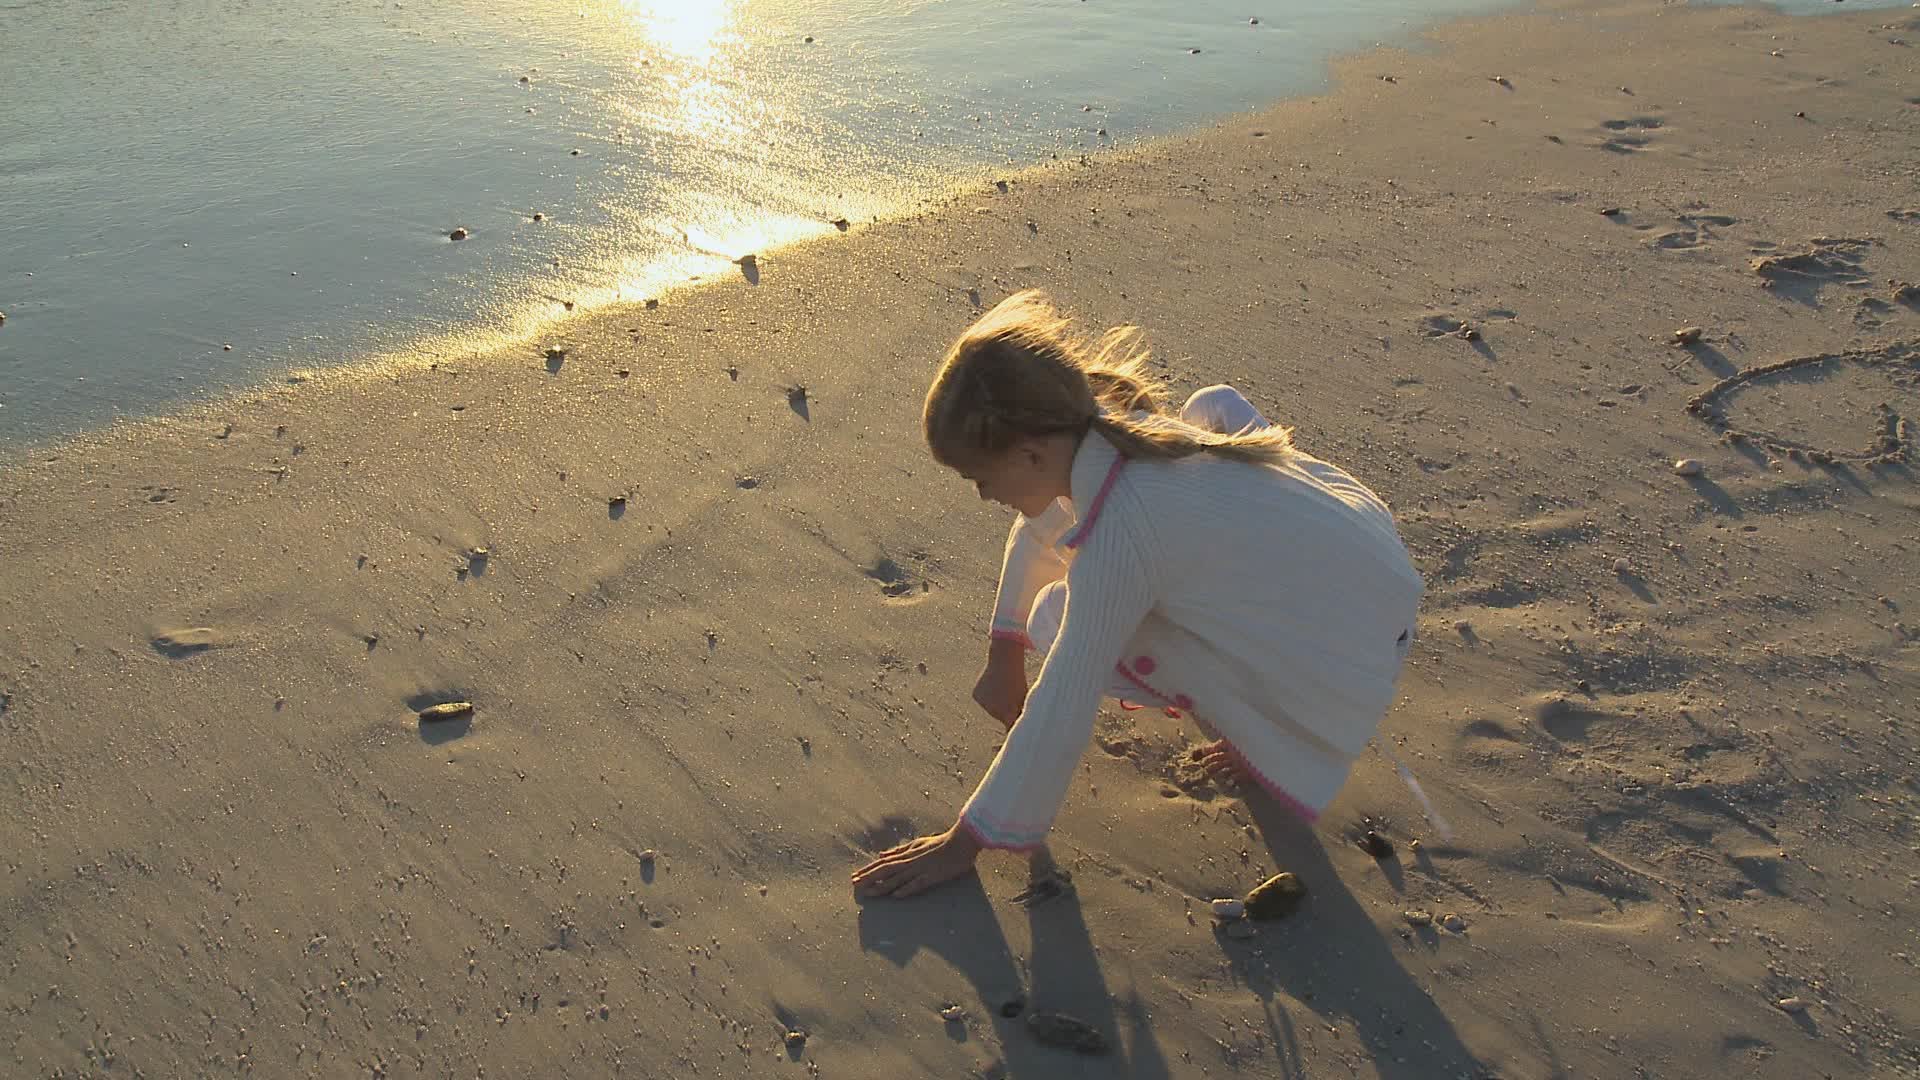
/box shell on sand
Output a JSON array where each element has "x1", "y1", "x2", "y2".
[{"x1": 417, "y1": 701, "x2": 474, "y2": 722}]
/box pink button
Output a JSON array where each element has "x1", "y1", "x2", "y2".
[{"x1": 1133, "y1": 655, "x2": 1157, "y2": 676}]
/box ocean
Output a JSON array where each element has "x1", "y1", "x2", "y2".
[{"x1": 0, "y1": 0, "x2": 1897, "y2": 445}]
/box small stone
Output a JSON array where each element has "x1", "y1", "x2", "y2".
[
  {"x1": 638, "y1": 849, "x2": 656, "y2": 863},
  {"x1": 449, "y1": 227, "x2": 469, "y2": 241},
  {"x1": 1613, "y1": 557, "x2": 1631, "y2": 574},
  {"x1": 645, "y1": 298, "x2": 659, "y2": 309},
  {"x1": 1245, "y1": 872, "x2": 1307, "y2": 920},
  {"x1": 1673, "y1": 458, "x2": 1704, "y2": 477},
  {"x1": 570, "y1": 148, "x2": 582, "y2": 155},
  {"x1": 1223, "y1": 920, "x2": 1259, "y2": 940},
  {"x1": 803, "y1": 35, "x2": 814, "y2": 43},
  {"x1": 417, "y1": 701, "x2": 474, "y2": 722},
  {"x1": 1454, "y1": 619, "x2": 1472, "y2": 633},
  {"x1": 1409, "y1": 839, "x2": 1423, "y2": 853},
  {"x1": 940, "y1": 1005, "x2": 966, "y2": 1022},
  {"x1": 736, "y1": 253, "x2": 758, "y2": 270},
  {"x1": 518, "y1": 75, "x2": 530, "y2": 84},
  {"x1": 1249, "y1": 16, "x2": 1259, "y2": 24},
  {"x1": 831, "y1": 217, "x2": 850, "y2": 230},
  {"x1": 1026, "y1": 1011, "x2": 1107, "y2": 1054},
  {"x1": 1359, "y1": 830, "x2": 1395, "y2": 859},
  {"x1": 223, "y1": 343, "x2": 233, "y2": 351},
  {"x1": 1404, "y1": 910, "x2": 1434, "y2": 926},
  {"x1": 544, "y1": 345, "x2": 566, "y2": 361},
  {"x1": 532, "y1": 212, "x2": 545, "y2": 221},
  {"x1": 1776, "y1": 996, "x2": 1809, "y2": 1013},
  {"x1": 0, "y1": 311, "x2": 7, "y2": 325},
  {"x1": 1188, "y1": 47, "x2": 1201, "y2": 54},
  {"x1": 784, "y1": 1029, "x2": 807, "y2": 1048},
  {"x1": 1671, "y1": 326, "x2": 1704, "y2": 346},
  {"x1": 1489, "y1": 74, "x2": 1511, "y2": 86},
  {"x1": 609, "y1": 495, "x2": 627, "y2": 509},
  {"x1": 1209, "y1": 898, "x2": 1246, "y2": 919},
  {"x1": 1442, "y1": 913, "x2": 1467, "y2": 932},
  {"x1": 1599, "y1": 207, "x2": 1623, "y2": 217}
]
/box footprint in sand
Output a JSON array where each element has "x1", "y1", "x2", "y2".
[
  {"x1": 150, "y1": 627, "x2": 221, "y2": 658},
  {"x1": 865, "y1": 555, "x2": 934, "y2": 603},
  {"x1": 1594, "y1": 116, "x2": 1662, "y2": 154},
  {"x1": 1746, "y1": 236, "x2": 1876, "y2": 302}
]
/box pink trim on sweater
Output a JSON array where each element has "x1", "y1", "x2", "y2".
[
  {"x1": 989, "y1": 627, "x2": 1035, "y2": 650},
  {"x1": 959, "y1": 814, "x2": 1046, "y2": 853},
  {"x1": 1061, "y1": 457, "x2": 1128, "y2": 550}
]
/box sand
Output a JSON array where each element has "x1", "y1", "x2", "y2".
[{"x1": 4, "y1": 2, "x2": 1918, "y2": 1076}]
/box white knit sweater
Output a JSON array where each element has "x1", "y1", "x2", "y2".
[{"x1": 959, "y1": 430, "x2": 1423, "y2": 850}]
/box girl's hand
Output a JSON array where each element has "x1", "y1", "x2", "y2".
[
  {"x1": 1192, "y1": 739, "x2": 1253, "y2": 789},
  {"x1": 972, "y1": 639, "x2": 1030, "y2": 728},
  {"x1": 852, "y1": 826, "x2": 983, "y2": 899}
]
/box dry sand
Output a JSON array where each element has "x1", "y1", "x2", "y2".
[{"x1": 4, "y1": 2, "x2": 1919, "y2": 1076}]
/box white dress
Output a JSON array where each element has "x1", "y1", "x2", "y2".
[{"x1": 961, "y1": 388, "x2": 1423, "y2": 850}]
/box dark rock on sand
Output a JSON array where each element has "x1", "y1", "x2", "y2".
[{"x1": 1245, "y1": 872, "x2": 1307, "y2": 919}]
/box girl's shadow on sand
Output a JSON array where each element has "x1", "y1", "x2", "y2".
[
  {"x1": 856, "y1": 872, "x2": 1173, "y2": 1079},
  {"x1": 1238, "y1": 792, "x2": 1485, "y2": 1078},
  {"x1": 855, "y1": 798, "x2": 1482, "y2": 1079}
]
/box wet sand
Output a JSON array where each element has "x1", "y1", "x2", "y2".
[{"x1": 3, "y1": 2, "x2": 1918, "y2": 1076}]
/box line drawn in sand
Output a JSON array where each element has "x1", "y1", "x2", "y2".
[{"x1": 1685, "y1": 340, "x2": 1916, "y2": 465}]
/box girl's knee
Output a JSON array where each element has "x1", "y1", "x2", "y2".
[
  {"x1": 1027, "y1": 581, "x2": 1069, "y2": 653},
  {"x1": 1181, "y1": 384, "x2": 1267, "y2": 434}
]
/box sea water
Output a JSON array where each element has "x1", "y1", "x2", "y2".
[{"x1": 0, "y1": 0, "x2": 1900, "y2": 445}]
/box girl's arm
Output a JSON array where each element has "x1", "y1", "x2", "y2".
[
  {"x1": 959, "y1": 505, "x2": 1156, "y2": 850},
  {"x1": 987, "y1": 498, "x2": 1074, "y2": 648}
]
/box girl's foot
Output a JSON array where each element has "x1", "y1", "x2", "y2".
[{"x1": 1191, "y1": 739, "x2": 1253, "y2": 789}]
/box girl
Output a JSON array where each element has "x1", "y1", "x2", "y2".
[{"x1": 852, "y1": 291, "x2": 1423, "y2": 900}]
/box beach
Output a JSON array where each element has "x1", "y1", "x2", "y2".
[{"x1": 3, "y1": 0, "x2": 1918, "y2": 1075}]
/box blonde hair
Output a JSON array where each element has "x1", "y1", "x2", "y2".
[{"x1": 922, "y1": 290, "x2": 1294, "y2": 470}]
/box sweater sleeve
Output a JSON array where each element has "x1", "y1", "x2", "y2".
[
  {"x1": 988, "y1": 498, "x2": 1075, "y2": 648},
  {"x1": 961, "y1": 499, "x2": 1156, "y2": 850}
]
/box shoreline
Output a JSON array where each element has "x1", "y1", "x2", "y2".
[{"x1": 4, "y1": 2, "x2": 1918, "y2": 1077}]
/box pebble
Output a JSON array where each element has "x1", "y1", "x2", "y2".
[
  {"x1": 609, "y1": 495, "x2": 627, "y2": 509},
  {"x1": 449, "y1": 227, "x2": 469, "y2": 241},
  {"x1": 1442, "y1": 912, "x2": 1467, "y2": 932},
  {"x1": 1250, "y1": 16, "x2": 1259, "y2": 24},
  {"x1": 417, "y1": 701, "x2": 474, "y2": 722},
  {"x1": 532, "y1": 212, "x2": 545, "y2": 221},
  {"x1": 638, "y1": 849, "x2": 656, "y2": 863},
  {"x1": 1673, "y1": 458, "x2": 1704, "y2": 477},
  {"x1": 831, "y1": 217, "x2": 850, "y2": 230},
  {"x1": 736, "y1": 253, "x2": 758, "y2": 270},
  {"x1": 940, "y1": 1005, "x2": 966, "y2": 1022},
  {"x1": 1404, "y1": 910, "x2": 1434, "y2": 926},
  {"x1": 1409, "y1": 839, "x2": 1423, "y2": 853},
  {"x1": 1360, "y1": 830, "x2": 1395, "y2": 859},
  {"x1": 1245, "y1": 872, "x2": 1307, "y2": 920},
  {"x1": 544, "y1": 346, "x2": 567, "y2": 361},
  {"x1": 0, "y1": 311, "x2": 6, "y2": 325},
  {"x1": 1489, "y1": 74, "x2": 1511, "y2": 86},
  {"x1": 645, "y1": 298, "x2": 660, "y2": 309},
  {"x1": 1777, "y1": 997, "x2": 1809, "y2": 1013},
  {"x1": 1613, "y1": 557, "x2": 1631, "y2": 574},
  {"x1": 1210, "y1": 898, "x2": 1246, "y2": 919},
  {"x1": 1599, "y1": 207, "x2": 1623, "y2": 216},
  {"x1": 784, "y1": 1030, "x2": 807, "y2": 1048},
  {"x1": 1671, "y1": 325, "x2": 1704, "y2": 346}
]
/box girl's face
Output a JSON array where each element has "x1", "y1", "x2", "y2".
[{"x1": 955, "y1": 435, "x2": 1076, "y2": 518}]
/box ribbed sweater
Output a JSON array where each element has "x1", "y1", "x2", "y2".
[{"x1": 959, "y1": 430, "x2": 1423, "y2": 850}]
